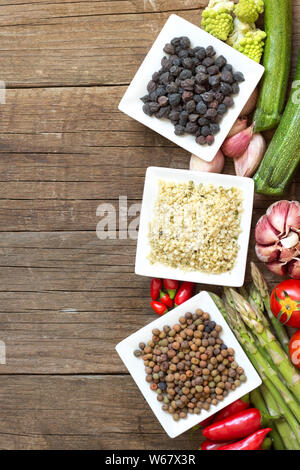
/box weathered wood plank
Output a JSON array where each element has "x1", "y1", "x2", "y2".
[
  {"x1": 0, "y1": 3, "x2": 298, "y2": 87},
  {"x1": 0, "y1": 0, "x2": 205, "y2": 24},
  {"x1": 0, "y1": 151, "x2": 299, "y2": 182},
  {"x1": 0, "y1": 86, "x2": 173, "y2": 153},
  {"x1": 0, "y1": 374, "x2": 200, "y2": 449},
  {"x1": 0, "y1": 10, "x2": 203, "y2": 87}
]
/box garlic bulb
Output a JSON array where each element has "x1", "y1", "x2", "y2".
[{"x1": 255, "y1": 200, "x2": 300, "y2": 279}]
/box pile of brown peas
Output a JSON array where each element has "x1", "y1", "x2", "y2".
[{"x1": 134, "y1": 309, "x2": 246, "y2": 421}]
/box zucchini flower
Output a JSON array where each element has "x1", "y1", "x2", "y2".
[
  {"x1": 201, "y1": 0, "x2": 235, "y2": 41},
  {"x1": 227, "y1": 18, "x2": 267, "y2": 63},
  {"x1": 235, "y1": 0, "x2": 264, "y2": 24}
]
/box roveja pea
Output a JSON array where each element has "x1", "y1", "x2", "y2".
[{"x1": 141, "y1": 36, "x2": 244, "y2": 146}]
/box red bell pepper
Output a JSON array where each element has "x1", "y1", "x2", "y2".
[
  {"x1": 163, "y1": 279, "x2": 179, "y2": 299},
  {"x1": 159, "y1": 291, "x2": 173, "y2": 308},
  {"x1": 212, "y1": 394, "x2": 250, "y2": 423},
  {"x1": 174, "y1": 281, "x2": 194, "y2": 306},
  {"x1": 203, "y1": 408, "x2": 266, "y2": 442},
  {"x1": 201, "y1": 440, "x2": 232, "y2": 450},
  {"x1": 150, "y1": 278, "x2": 162, "y2": 301},
  {"x1": 150, "y1": 300, "x2": 168, "y2": 316},
  {"x1": 218, "y1": 428, "x2": 272, "y2": 451}
]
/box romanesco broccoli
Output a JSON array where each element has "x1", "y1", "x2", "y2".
[
  {"x1": 227, "y1": 18, "x2": 266, "y2": 63},
  {"x1": 235, "y1": 0, "x2": 264, "y2": 24},
  {"x1": 201, "y1": 0, "x2": 235, "y2": 41}
]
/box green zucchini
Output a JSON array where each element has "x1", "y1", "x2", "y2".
[
  {"x1": 254, "y1": 0, "x2": 292, "y2": 132},
  {"x1": 254, "y1": 49, "x2": 300, "y2": 196}
]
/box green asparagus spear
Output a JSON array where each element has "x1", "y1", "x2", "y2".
[
  {"x1": 222, "y1": 299, "x2": 300, "y2": 427},
  {"x1": 251, "y1": 262, "x2": 290, "y2": 354},
  {"x1": 229, "y1": 288, "x2": 300, "y2": 402},
  {"x1": 218, "y1": 298, "x2": 300, "y2": 446},
  {"x1": 250, "y1": 388, "x2": 285, "y2": 450},
  {"x1": 261, "y1": 437, "x2": 273, "y2": 450},
  {"x1": 238, "y1": 286, "x2": 249, "y2": 300},
  {"x1": 208, "y1": 292, "x2": 230, "y2": 323},
  {"x1": 249, "y1": 282, "x2": 265, "y2": 315},
  {"x1": 260, "y1": 384, "x2": 299, "y2": 450}
]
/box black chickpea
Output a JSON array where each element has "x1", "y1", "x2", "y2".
[
  {"x1": 133, "y1": 309, "x2": 246, "y2": 421},
  {"x1": 141, "y1": 36, "x2": 244, "y2": 146}
]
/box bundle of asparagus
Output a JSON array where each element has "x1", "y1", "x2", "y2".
[{"x1": 209, "y1": 262, "x2": 300, "y2": 451}]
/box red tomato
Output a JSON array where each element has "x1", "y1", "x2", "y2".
[
  {"x1": 270, "y1": 280, "x2": 300, "y2": 328},
  {"x1": 289, "y1": 330, "x2": 300, "y2": 370}
]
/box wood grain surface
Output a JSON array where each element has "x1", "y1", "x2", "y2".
[{"x1": 0, "y1": 0, "x2": 299, "y2": 450}]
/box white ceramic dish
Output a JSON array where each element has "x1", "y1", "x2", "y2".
[
  {"x1": 118, "y1": 14, "x2": 264, "y2": 162},
  {"x1": 135, "y1": 167, "x2": 254, "y2": 287},
  {"x1": 116, "y1": 291, "x2": 262, "y2": 438}
]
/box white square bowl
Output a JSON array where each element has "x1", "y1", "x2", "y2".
[
  {"x1": 118, "y1": 14, "x2": 264, "y2": 162},
  {"x1": 135, "y1": 167, "x2": 254, "y2": 287},
  {"x1": 116, "y1": 291, "x2": 262, "y2": 438}
]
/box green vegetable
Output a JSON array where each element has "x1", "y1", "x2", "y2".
[
  {"x1": 250, "y1": 388, "x2": 285, "y2": 450},
  {"x1": 251, "y1": 263, "x2": 290, "y2": 355},
  {"x1": 235, "y1": 0, "x2": 264, "y2": 24},
  {"x1": 217, "y1": 295, "x2": 300, "y2": 445},
  {"x1": 229, "y1": 288, "x2": 300, "y2": 404},
  {"x1": 254, "y1": 48, "x2": 300, "y2": 195},
  {"x1": 227, "y1": 18, "x2": 266, "y2": 63},
  {"x1": 201, "y1": 0, "x2": 234, "y2": 41},
  {"x1": 260, "y1": 437, "x2": 273, "y2": 451},
  {"x1": 253, "y1": 0, "x2": 292, "y2": 132},
  {"x1": 260, "y1": 384, "x2": 299, "y2": 450}
]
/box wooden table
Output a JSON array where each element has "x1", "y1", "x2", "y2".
[{"x1": 0, "y1": 0, "x2": 298, "y2": 450}]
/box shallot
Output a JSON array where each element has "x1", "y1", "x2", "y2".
[
  {"x1": 221, "y1": 124, "x2": 254, "y2": 159},
  {"x1": 240, "y1": 88, "x2": 258, "y2": 116},
  {"x1": 234, "y1": 133, "x2": 266, "y2": 177},
  {"x1": 255, "y1": 200, "x2": 300, "y2": 279},
  {"x1": 227, "y1": 117, "x2": 247, "y2": 138},
  {"x1": 189, "y1": 151, "x2": 224, "y2": 173}
]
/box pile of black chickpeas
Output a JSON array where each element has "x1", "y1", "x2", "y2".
[
  {"x1": 134, "y1": 309, "x2": 246, "y2": 422},
  {"x1": 141, "y1": 36, "x2": 245, "y2": 146}
]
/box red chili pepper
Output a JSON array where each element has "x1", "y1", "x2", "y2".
[
  {"x1": 150, "y1": 300, "x2": 168, "y2": 316},
  {"x1": 174, "y1": 281, "x2": 194, "y2": 306},
  {"x1": 163, "y1": 279, "x2": 179, "y2": 299},
  {"x1": 203, "y1": 408, "x2": 265, "y2": 442},
  {"x1": 159, "y1": 291, "x2": 173, "y2": 308},
  {"x1": 198, "y1": 416, "x2": 214, "y2": 428},
  {"x1": 150, "y1": 278, "x2": 162, "y2": 301},
  {"x1": 201, "y1": 440, "x2": 233, "y2": 450},
  {"x1": 212, "y1": 394, "x2": 250, "y2": 423},
  {"x1": 218, "y1": 428, "x2": 272, "y2": 451}
]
